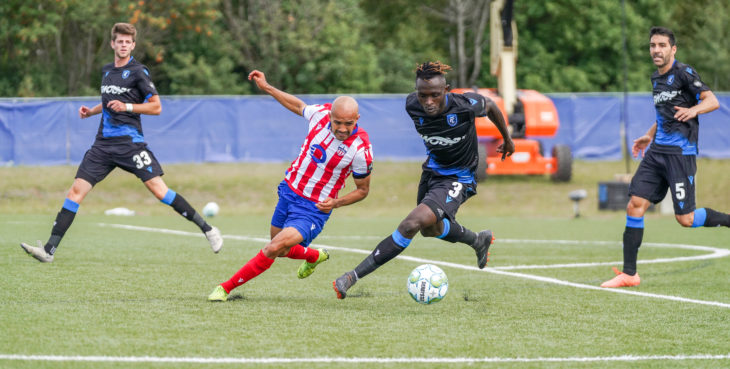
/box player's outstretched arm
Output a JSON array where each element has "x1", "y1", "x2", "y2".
[
  {"x1": 315, "y1": 176, "x2": 370, "y2": 213},
  {"x1": 79, "y1": 103, "x2": 102, "y2": 119},
  {"x1": 248, "y1": 70, "x2": 306, "y2": 116},
  {"x1": 485, "y1": 99, "x2": 515, "y2": 160},
  {"x1": 632, "y1": 122, "x2": 656, "y2": 158},
  {"x1": 106, "y1": 95, "x2": 162, "y2": 115}
]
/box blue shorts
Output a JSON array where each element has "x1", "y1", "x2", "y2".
[{"x1": 271, "y1": 180, "x2": 331, "y2": 247}]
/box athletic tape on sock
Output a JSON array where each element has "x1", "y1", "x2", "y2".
[
  {"x1": 161, "y1": 189, "x2": 177, "y2": 205},
  {"x1": 692, "y1": 208, "x2": 707, "y2": 228},
  {"x1": 63, "y1": 198, "x2": 80, "y2": 213}
]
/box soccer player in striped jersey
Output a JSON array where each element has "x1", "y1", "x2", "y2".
[
  {"x1": 208, "y1": 70, "x2": 373, "y2": 302},
  {"x1": 333, "y1": 61, "x2": 514, "y2": 299},
  {"x1": 19, "y1": 23, "x2": 222, "y2": 263}
]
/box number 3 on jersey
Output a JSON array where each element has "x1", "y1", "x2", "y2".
[{"x1": 133, "y1": 151, "x2": 152, "y2": 169}]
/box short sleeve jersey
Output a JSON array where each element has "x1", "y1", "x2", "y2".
[
  {"x1": 285, "y1": 104, "x2": 373, "y2": 203},
  {"x1": 651, "y1": 61, "x2": 710, "y2": 155},
  {"x1": 95, "y1": 56, "x2": 158, "y2": 145},
  {"x1": 405, "y1": 92, "x2": 488, "y2": 177}
]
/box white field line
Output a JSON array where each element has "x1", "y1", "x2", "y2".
[
  {"x1": 1, "y1": 353, "x2": 729, "y2": 364},
  {"x1": 97, "y1": 223, "x2": 730, "y2": 308}
]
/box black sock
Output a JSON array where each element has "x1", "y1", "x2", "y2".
[
  {"x1": 169, "y1": 193, "x2": 211, "y2": 232},
  {"x1": 622, "y1": 225, "x2": 643, "y2": 276},
  {"x1": 354, "y1": 235, "x2": 407, "y2": 280},
  {"x1": 438, "y1": 219, "x2": 477, "y2": 245},
  {"x1": 703, "y1": 208, "x2": 730, "y2": 227},
  {"x1": 45, "y1": 207, "x2": 77, "y2": 255}
]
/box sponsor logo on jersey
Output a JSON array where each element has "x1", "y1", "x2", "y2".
[
  {"x1": 686, "y1": 67, "x2": 693, "y2": 75},
  {"x1": 469, "y1": 98, "x2": 477, "y2": 105},
  {"x1": 667, "y1": 74, "x2": 674, "y2": 85},
  {"x1": 446, "y1": 195, "x2": 453, "y2": 203},
  {"x1": 336, "y1": 144, "x2": 347, "y2": 156},
  {"x1": 653, "y1": 90, "x2": 679, "y2": 105},
  {"x1": 122, "y1": 70, "x2": 130, "y2": 79},
  {"x1": 309, "y1": 144, "x2": 328, "y2": 163},
  {"x1": 101, "y1": 85, "x2": 131, "y2": 94},
  {"x1": 447, "y1": 113, "x2": 458, "y2": 127},
  {"x1": 693, "y1": 80, "x2": 702, "y2": 87},
  {"x1": 418, "y1": 117, "x2": 424, "y2": 125},
  {"x1": 420, "y1": 134, "x2": 466, "y2": 146}
]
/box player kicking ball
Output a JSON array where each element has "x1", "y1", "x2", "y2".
[
  {"x1": 333, "y1": 62, "x2": 514, "y2": 299},
  {"x1": 20, "y1": 23, "x2": 222, "y2": 263},
  {"x1": 207, "y1": 70, "x2": 373, "y2": 302}
]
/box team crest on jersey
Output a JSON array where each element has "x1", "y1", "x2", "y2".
[
  {"x1": 667, "y1": 74, "x2": 674, "y2": 85},
  {"x1": 446, "y1": 113, "x2": 458, "y2": 127},
  {"x1": 336, "y1": 144, "x2": 347, "y2": 157},
  {"x1": 310, "y1": 144, "x2": 328, "y2": 163},
  {"x1": 122, "y1": 70, "x2": 130, "y2": 79}
]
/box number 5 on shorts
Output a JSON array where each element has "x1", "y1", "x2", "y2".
[{"x1": 674, "y1": 182, "x2": 685, "y2": 200}]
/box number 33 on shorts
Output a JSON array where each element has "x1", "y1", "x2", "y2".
[{"x1": 133, "y1": 150, "x2": 152, "y2": 169}]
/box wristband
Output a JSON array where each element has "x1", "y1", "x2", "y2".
[{"x1": 125, "y1": 103, "x2": 133, "y2": 113}]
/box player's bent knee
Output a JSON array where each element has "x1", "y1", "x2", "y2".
[{"x1": 676, "y1": 215, "x2": 694, "y2": 227}]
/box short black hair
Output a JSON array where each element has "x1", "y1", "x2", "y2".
[
  {"x1": 650, "y1": 26, "x2": 675, "y2": 46},
  {"x1": 415, "y1": 61, "x2": 452, "y2": 80}
]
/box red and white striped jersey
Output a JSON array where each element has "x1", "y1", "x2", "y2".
[{"x1": 285, "y1": 103, "x2": 373, "y2": 203}]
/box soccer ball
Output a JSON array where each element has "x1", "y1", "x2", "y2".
[
  {"x1": 202, "y1": 202, "x2": 219, "y2": 217},
  {"x1": 407, "y1": 264, "x2": 448, "y2": 304}
]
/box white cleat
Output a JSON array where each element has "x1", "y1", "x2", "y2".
[
  {"x1": 20, "y1": 241, "x2": 54, "y2": 263},
  {"x1": 205, "y1": 226, "x2": 223, "y2": 253}
]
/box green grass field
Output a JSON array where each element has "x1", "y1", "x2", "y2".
[{"x1": 1, "y1": 161, "x2": 729, "y2": 368}]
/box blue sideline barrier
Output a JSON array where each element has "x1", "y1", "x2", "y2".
[{"x1": 0, "y1": 94, "x2": 728, "y2": 165}]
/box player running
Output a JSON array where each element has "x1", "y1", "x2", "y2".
[
  {"x1": 333, "y1": 61, "x2": 514, "y2": 299},
  {"x1": 19, "y1": 23, "x2": 223, "y2": 263},
  {"x1": 601, "y1": 27, "x2": 729, "y2": 288},
  {"x1": 207, "y1": 70, "x2": 373, "y2": 302}
]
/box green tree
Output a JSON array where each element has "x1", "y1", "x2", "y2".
[{"x1": 221, "y1": 0, "x2": 381, "y2": 94}]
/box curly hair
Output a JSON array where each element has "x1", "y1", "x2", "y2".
[{"x1": 415, "y1": 61, "x2": 452, "y2": 80}]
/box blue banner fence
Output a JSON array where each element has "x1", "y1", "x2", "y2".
[{"x1": 1, "y1": 93, "x2": 728, "y2": 166}]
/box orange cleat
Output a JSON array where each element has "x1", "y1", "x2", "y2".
[{"x1": 600, "y1": 266, "x2": 640, "y2": 288}]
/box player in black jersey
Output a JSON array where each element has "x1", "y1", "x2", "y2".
[
  {"x1": 333, "y1": 61, "x2": 514, "y2": 299},
  {"x1": 601, "y1": 27, "x2": 728, "y2": 288},
  {"x1": 20, "y1": 23, "x2": 222, "y2": 263}
]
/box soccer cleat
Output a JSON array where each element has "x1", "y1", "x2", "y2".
[
  {"x1": 20, "y1": 241, "x2": 54, "y2": 263},
  {"x1": 472, "y1": 230, "x2": 494, "y2": 269},
  {"x1": 205, "y1": 226, "x2": 223, "y2": 253},
  {"x1": 297, "y1": 248, "x2": 329, "y2": 279},
  {"x1": 333, "y1": 271, "x2": 356, "y2": 299},
  {"x1": 208, "y1": 285, "x2": 229, "y2": 302},
  {"x1": 600, "y1": 266, "x2": 641, "y2": 288}
]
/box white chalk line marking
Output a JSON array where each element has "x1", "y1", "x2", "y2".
[
  {"x1": 97, "y1": 223, "x2": 730, "y2": 308},
  {"x1": 1, "y1": 353, "x2": 729, "y2": 364}
]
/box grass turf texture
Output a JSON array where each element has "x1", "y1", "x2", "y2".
[{"x1": 1, "y1": 161, "x2": 729, "y2": 369}]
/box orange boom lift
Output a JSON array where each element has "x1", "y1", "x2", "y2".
[{"x1": 454, "y1": 0, "x2": 571, "y2": 182}]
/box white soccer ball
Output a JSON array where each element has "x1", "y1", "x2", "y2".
[
  {"x1": 407, "y1": 264, "x2": 448, "y2": 304},
  {"x1": 202, "y1": 202, "x2": 219, "y2": 217}
]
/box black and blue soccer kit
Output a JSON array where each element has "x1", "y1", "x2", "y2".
[
  {"x1": 77, "y1": 56, "x2": 163, "y2": 185},
  {"x1": 405, "y1": 92, "x2": 489, "y2": 221},
  {"x1": 630, "y1": 61, "x2": 710, "y2": 215}
]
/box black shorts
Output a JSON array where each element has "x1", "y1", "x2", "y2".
[
  {"x1": 629, "y1": 149, "x2": 696, "y2": 215},
  {"x1": 76, "y1": 143, "x2": 164, "y2": 186},
  {"x1": 417, "y1": 170, "x2": 477, "y2": 221}
]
